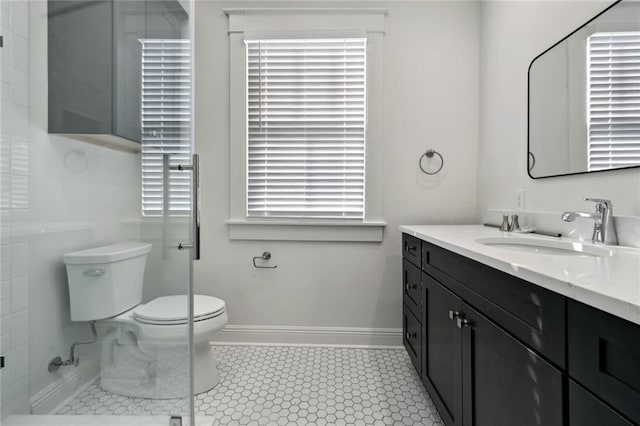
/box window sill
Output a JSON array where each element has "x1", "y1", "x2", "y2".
[{"x1": 225, "y1": 219, "x2": 386, "y2": 242}]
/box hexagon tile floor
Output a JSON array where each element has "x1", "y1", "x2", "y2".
[{"x1": 57, "y1": 345, "x2": 444, "y2": 425}]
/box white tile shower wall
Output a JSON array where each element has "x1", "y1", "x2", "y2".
[
  {"x1": 478, "y1": 2, "x2": 640, "y2": 222},
  {"x1": 194, "y1": 1, "x2": 481, "y2": 339},
  {"x1": 1, "y1": 0, "x2": 32, "y2": 418},
  {"x1": 2, "y1": 1, "x2": 142, "y2": 416},
  {"x1": 26, "y1": 0, "x2": 143, "y2": 413}
]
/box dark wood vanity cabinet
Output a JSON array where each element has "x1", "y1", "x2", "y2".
[{"x1": 401, "y1": 232, "x2": 638, "y2": 426}]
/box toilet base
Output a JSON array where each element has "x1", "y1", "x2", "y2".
[
  {"x1": 194, "y1": 340, "x2": 220, "y2": 394},
  {"x1": 99, "y1": 327, "x2": 220, "y2": 399}
]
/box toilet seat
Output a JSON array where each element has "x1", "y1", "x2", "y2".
[{"x1": 133, "y1": 295, "x2": 226, "y2": 326}]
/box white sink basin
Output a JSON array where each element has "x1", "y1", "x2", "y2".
[{"x1": 475, "y1": 237, "x2": 611, "y2": 257}]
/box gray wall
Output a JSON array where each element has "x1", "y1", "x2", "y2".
[
  {"x1": 193, "y1": 1, "x2": 481, "y2": 339},
  {"x1": 478, "y1": 1, "x2": 640, "y2": 216}
]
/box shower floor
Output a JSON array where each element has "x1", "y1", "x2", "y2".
[{"x1": 56, "y1": 345, "x2": 443, "y2": 425}]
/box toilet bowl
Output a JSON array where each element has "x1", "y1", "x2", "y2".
[
  {"x1": 101, "y1": 294, "x2": 228, "y2": 398},
  {"x1": 63, "y1": 242, "x2": 228, "y2": 399}
]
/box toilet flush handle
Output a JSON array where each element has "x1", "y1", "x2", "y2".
[{"x1": 83, "y1": 269, "x2": 105, "y2": 277}]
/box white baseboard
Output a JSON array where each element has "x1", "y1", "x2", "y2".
[
  {"x1": 214, "y1": 325, "x2": 403, "y2": 348},
  {"x1": 30, "y1": 359, "x2": 99, "y2": 415}
]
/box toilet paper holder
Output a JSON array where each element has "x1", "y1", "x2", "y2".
[{"x1": 253, "y1": 251, "x2": 278, "y2": 269}]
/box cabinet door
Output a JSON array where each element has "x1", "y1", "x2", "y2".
[
  {"x1": 423, "y1": 274, "x2": 463, "y2": 426},
  {"x1": 423, "y1": 241, "x2": 566, "y2": 368},
  {"x1": 48, "y1": 0, "x2": 113, "y2": 135},
  {"x1": 461, "y1": 303, "x2": 563, "y2": 426},
  {"x1": 113, "y1": 0, "x2": 145, "y2": 142},
  {"x1": 569, "y1": 380, "x2": 633, "y2": 426},
  {"x1": 113, "y1": 0, "x2": 187, "y2": 143}
]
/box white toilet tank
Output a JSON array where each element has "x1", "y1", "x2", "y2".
[{"x1": 63, "y1": 242, "x2": 152, "y2": 321}]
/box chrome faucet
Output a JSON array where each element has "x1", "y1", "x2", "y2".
[{"x1": 561, "y1": 198, "x2": 618, "y2": 245}]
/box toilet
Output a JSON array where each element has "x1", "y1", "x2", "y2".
[{"x1": 63, "y1": 242, "x2": 228, "y2": 399}]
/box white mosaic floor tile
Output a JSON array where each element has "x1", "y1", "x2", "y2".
[{"x1": 57, "y1": 345, "x2": 444, "y2": 426}]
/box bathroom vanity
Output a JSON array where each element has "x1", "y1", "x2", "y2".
[{"x1": 400, "y1": 225, "x2": 640, "y2": 426}]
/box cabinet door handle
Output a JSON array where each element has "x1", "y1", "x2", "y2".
[
  {"x1": 405, "y1": 332, "x2": 416, "y2": 341},
  {"x1": 405, "y1": 283, "x2": 417, "y2": 292},
  {"x1": 448, "y1": 310, "x2": 461, "y2": 320},
  {"x1": 456, "y1": 317, "x2": 472, "y2": 329},
  {"x1": 405, "y1": 243, "x2": 417, "y2": 253}
]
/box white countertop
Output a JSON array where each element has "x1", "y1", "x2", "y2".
[{"x1": 399, "y1": 225, "x2": 640, "y2": 325}]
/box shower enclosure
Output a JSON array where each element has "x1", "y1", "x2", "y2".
[{"x1": 0, "y1": 0, "x2": 199, "y2": 424}]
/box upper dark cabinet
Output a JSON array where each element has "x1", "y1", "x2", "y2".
[{"x1": 48, "y1": 0, "x2": 187, "y2": 148}]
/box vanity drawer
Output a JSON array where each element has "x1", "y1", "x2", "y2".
[
  {"x1": 402, "y1": 259, "x2": 421, "y2": 317},
  {"x1": 568, "y1": 300, "x2": 640, "y2": 424},
  {"x1": 403, "y1": 304, "x2": 422, "y2": 376},
  {"x1": 422, "y1": 241, "x2": 566, "y2": 368},
  {"x1": 402, "y1": 233, "x2": 421, "y2": 267},
  {"x1": 569, "y1": 380, "x2": 633, "y2": 426}
]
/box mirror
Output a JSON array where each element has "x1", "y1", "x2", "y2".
[{"x1": 528, "y1": 0, "x2": 640, "y2": 178}]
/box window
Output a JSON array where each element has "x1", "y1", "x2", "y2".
[
  {"x1": 226, "y1": 8, "x2": 386, "y2": 241},
  {"x1": 141, "y1": 39, "x2": 192, "y2": 217},
  {"x1": 245, "y1": 38, "x2": 367, "y2": 220},
  {"x1": 587, "y1": 32, "x2": 640, "y2": 171}
]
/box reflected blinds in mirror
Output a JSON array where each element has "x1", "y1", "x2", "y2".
[
  {"x1": 588, "y1": 32, "x2": 640, "y2": 171},
  {"x1": 141, "y1": 39, "x2": 192, "y2": 217},
  {"x1": 245, "y1": 38, "x2": 367, "y2": 219}
]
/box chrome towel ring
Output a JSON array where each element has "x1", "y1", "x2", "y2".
[{"x1": 419, "y1": 149, "x2": 444, "y2": 175}]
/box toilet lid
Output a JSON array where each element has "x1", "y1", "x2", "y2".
[{"x1": 133, "y1": 295, "x2": 225, "y2": 324}]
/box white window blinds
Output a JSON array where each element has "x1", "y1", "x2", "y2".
[
  {"x1": 587, "y1": 32, "x2": 640, "y2": 171},
  {"x1": 245, "y1": 38, "x2": 367, "y2": 219},
  {"x1": 141, "y1": 39, "x2": 192, "y2": 217}
]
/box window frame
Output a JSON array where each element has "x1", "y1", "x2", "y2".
[{"x1": 225, "y1": 8, "x2": 386, "y2": 242}]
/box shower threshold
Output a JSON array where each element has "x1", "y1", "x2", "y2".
[{"x1": 2, "y1": 415, "x2": 214, "y2": 426}]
